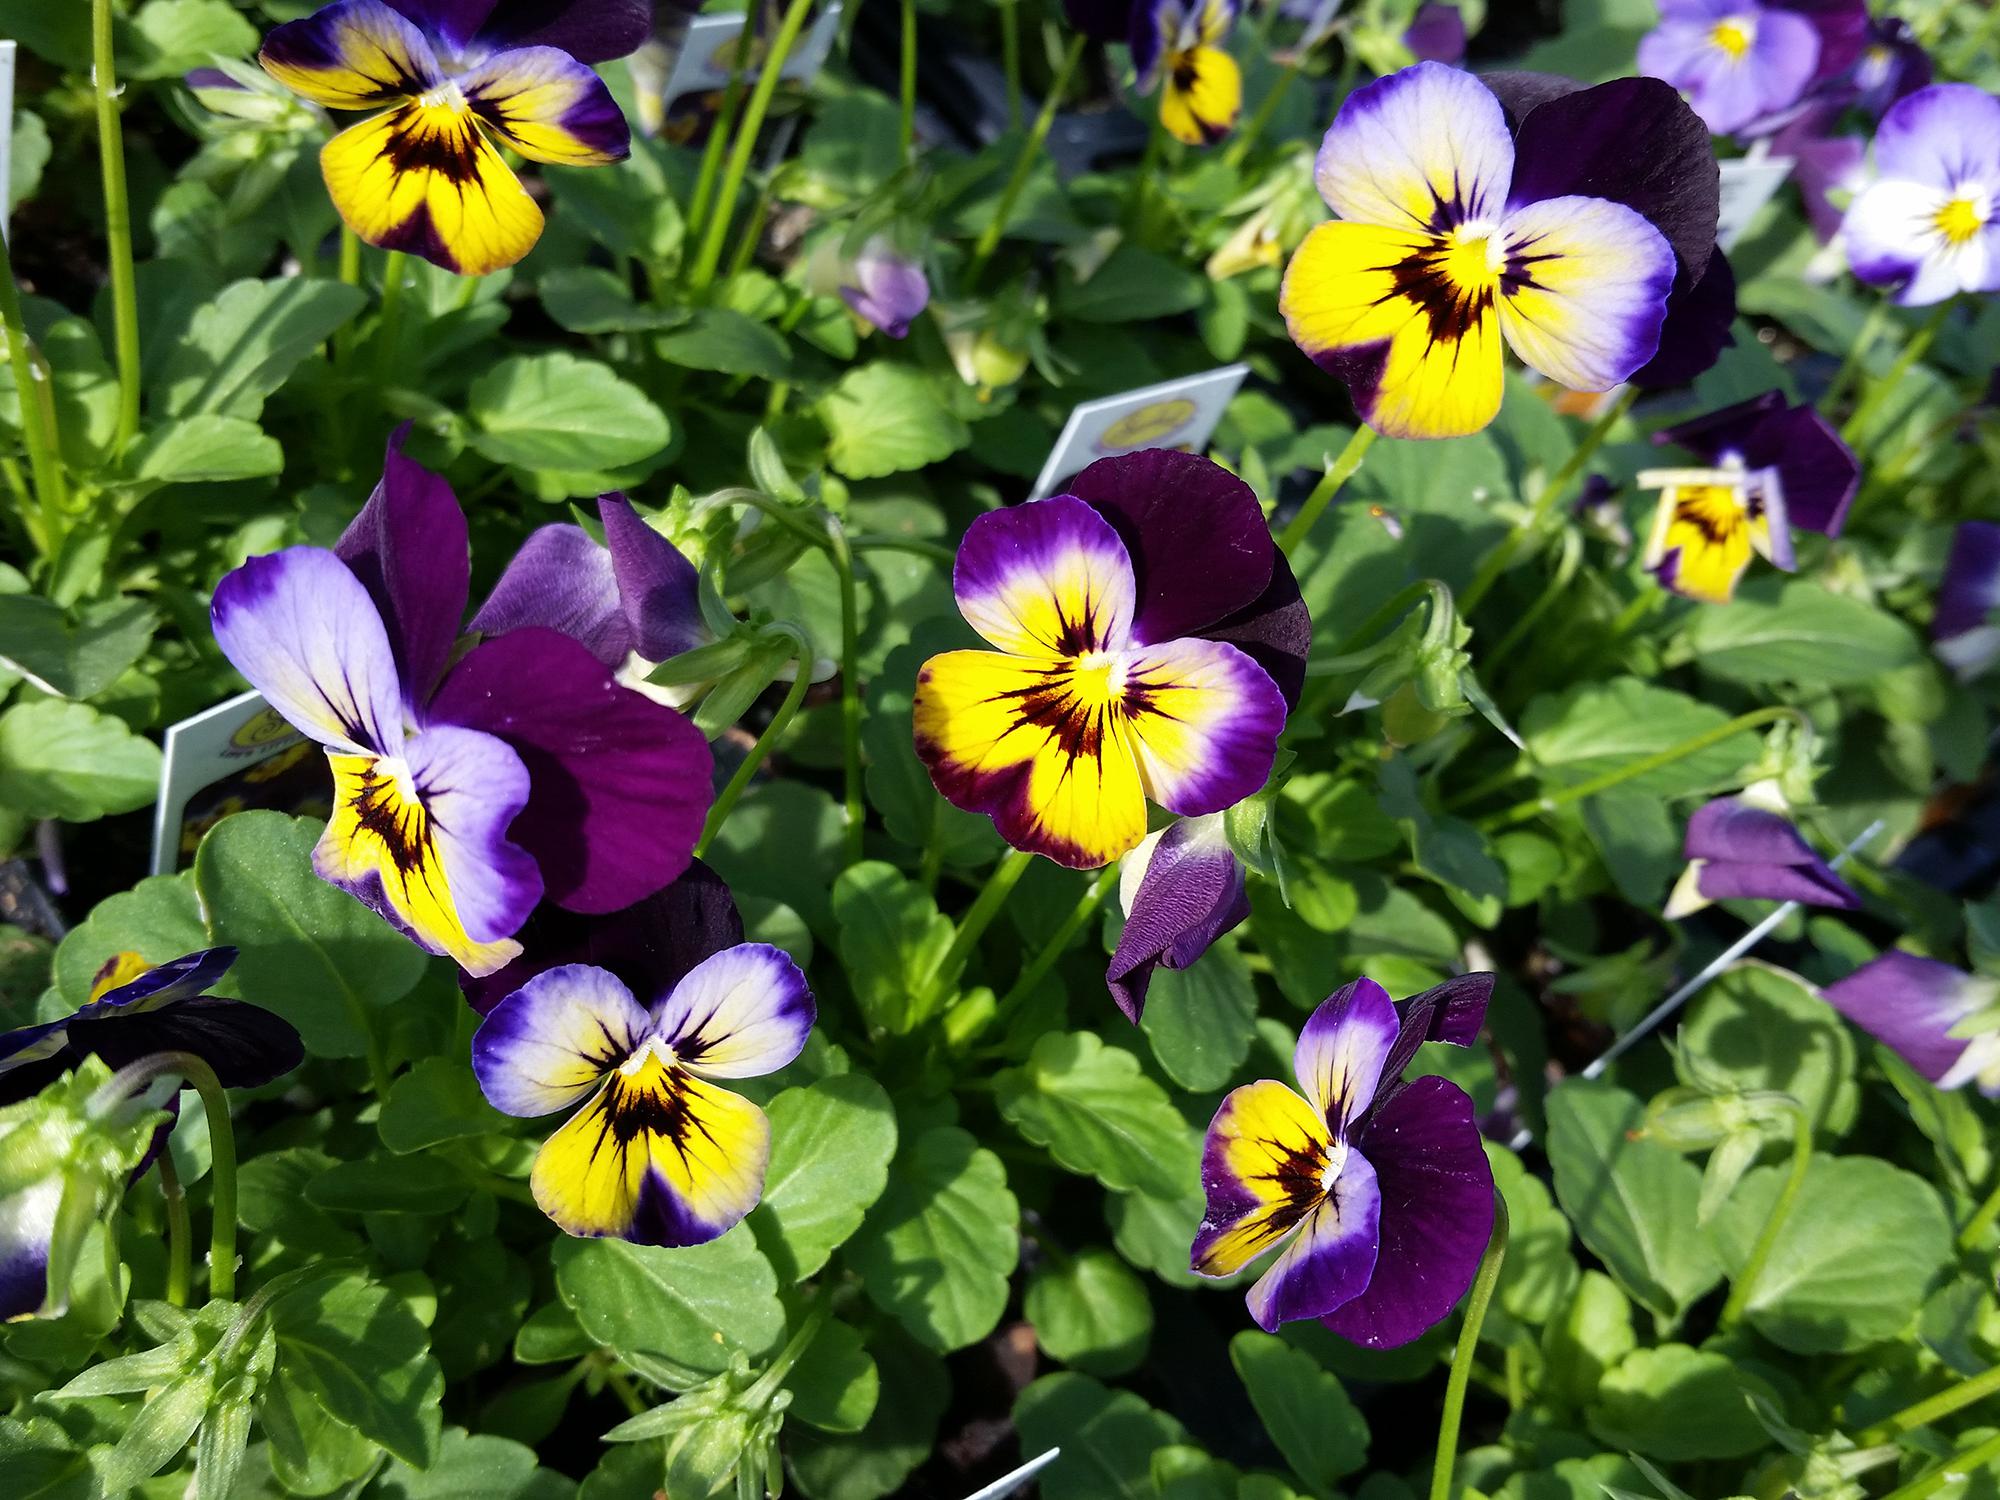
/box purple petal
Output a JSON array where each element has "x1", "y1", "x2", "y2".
[
  {"x1": 1121, "y1": 637, "x2": 1286, "y2": 818},
  {"x1": 87, "y1": 949, "x2": 238, "y2": 1009},
  {"x1": 1822, "y1": 950, "x2": 1988, "y2": 1086},
  {"x1": 1631, "y1": 244, "x2": 1737, "y2": 390},
  {"x1": 1313, "y1": 62, "x2": 1515, "y2": 228},
  {"x1": 459, "y1": 44, "x2": 631, "y2": 165},
  {"x1": 1194, "y1": 1079, "x2": 1335, "y2": 1277},
  {"x1": 471, "y1": 0, "x2": 654, "y2": 64},
  {"x1": 66, "y1": 999, "x2": 305, "y2": 1091},
  {"x1": 472, "y1": 524, "x2": 629, "y2": 668},
  {"x1": 652, "y1": 943, "x2": 815, "y2": 1078},
  {"x1": 1694, "y1": 857, "x2": 1861, "y2": 908},
  {"x1": 1403, "y1": 3, "x2": 1465, "y2": 64},
  {"x1": 261, "y1": 0, "x2": 443, "y2": 107},
  {"x1": 1851, "y1": 18, "x2": 1931, "y2": 118},
  {"x1": 211, "y1": 547, "x2": 406, "y2": 757},
  {"x1": 1638, "y1": 10, "x2": 1821, "y2": 137},
  {"x1": 1295, "y1": 978, "x2": 1399, "y2": 1135},
  {"x1": 430, "y1": 627, "x2": 713, "y2": 914},
  {"x1": 953, "y1": 495, "x2": 1137, "y2": 656},
  {"x1": 1204, "y1": 548, "x2": 1311, "y2": 712},
  {"x1": 1107, "y1": 816, "x2": 1250, "y2": 1023},
  {"x1": 1374, "y1": 973, "x2": 1494, "y2": 1101},
  {"x1": 0, "y1": 1179, "x2": 59, "y2": 1320},
  {"x1": 1323, "y1": 1076, "x2": 1494, "y2": 1349},
  {"x1": 1246, "y1": 1153, "x2": 1382, "y2": 1331},
  {"x1": 334, "y1": 426, "x2": 470, "y2": 703},
  {"x1": 1792, "y1": 0, "x2": 1875, "y2": 88},
  {"x1": 841, "y1": 241, "x2": 930, "y2": 339},
  {"x1": 602, "y1": 495, "x2": 707, "y2": 663},
  {"x1": 1655, "y1": 393, "x2": 1858, "y2": 537},
  {"x1": 1869, "y1": 83, "x2": 2000, "y2": 193},
  {"x1": 381, "y1": 0, "x2": 497, "y2": 55},
  {"x1": 1063, "y1": 450, "x2": 1278, "y2": 652},
  {"x1": 1936, "y1": 522, "x2": 2000, "y2": 649},
  {"x1": 472, "y1": 962, "x2": 651, "y2": 1116},
  {"x1": 1774, "y1": 110, "x2": 1867, "y2": 242}
]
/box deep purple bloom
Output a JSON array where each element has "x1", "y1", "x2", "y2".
[
  {"x1": 1639, "y1": 0, "x2": 1867, "y2": 137},
  {"x1": 1844, "y1": 84, "x2": 2000, "y2": 306},
  {"x1": 1632, "y1": 244, "x2": 1739, "y2": 388},
  {"x1": 1824, "y1": 951, "x2": 2000, "y2": 1094},
  {"x1": 1773, "y1": 107, "x2": 1868, "y2": 242},
  {"x1": 1664, "y1": 784, "x2": 1861, "y2": 916},
  {"x1": 1404, "y1": 2, "x2": 1465, "y2": 64},
  {"x1": 1106, "y1": 814, "x2": 1250, "y2": 1023},
  {"x1": 1848, "y1": 17, "x2": 1931, "y2": 119},
  {"x1": 1934, "y1": 521, "x2": 2000, "y2": 680},
  {"x1": 838, "y1": 239, "x2": 932, "y2": 340},
  {"x1": 1194, "y1": 974, "x2": 1495, "y2": 1347},
  {"x1": 211, "y1": 429, "x2": 712, "y2": 978}
]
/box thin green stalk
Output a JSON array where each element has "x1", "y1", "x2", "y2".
[
  {"x1": 94, "y1": 0, "x2": 142, "y2": 455},
  {"x1": 375, "y1": 252, "x2": 409, "y2": 381},
  {"x1": 107, "y1": 1052, "x2": 238, "y2": 1303},
  {"x1": 1430, "y1": 1194, "x2": 1510, "y2": 1500},
  {"x1": 1482, "y1": 531, "x2": 1580, "y2": 664},
  {"x1": 1877, "y1": 1430, "x2": 2000, "y2": 1500},
  {"x1": 157, "y1": 1151, "x2": 191, "y2": 1309},
  {"x1": 694, "y1": 636, "x2": 814, "y2": 857},
  {"x1": 1278, "y1": 425, "x2": 1379, "y2": 553},
  {"x1": 827, "y1": 520, "x2": 865, "y2": 867},
  {"x1": 967, "y1": 34, "x2": 1087, "y2": 286},
  {"x1": 1859, "y1": 1362, "x2": 2000, "y2": 1446},
  {"x1": 685, "y1": 27, "x2": 755, "y2": 249},
  {"x1": 1125, "y1": 110, "x2": 1169, "y2": 234},
  {"x1": 1957, "y1": 1170, "x2": 2000, "y2": 1252},
  {"x1": 1719, "y1": 1104, "x2": 1810, "y2": 1328},
  {"x1": 930, "y1": 848, "x2": 1035, "y2": 999},
  {"x1": 1820, "y1": 295, "x2": 1893, "y2": 417},
  {"x1": 0, "y1": 234, "x2": 69, "y2": 549},
  {"x1": 1480, "y1": 706, "x2": 1807, "y2": 831},
  {"x1": 1841, "y1": 299, "x2": 1954, "y2": 445},
  {"x1": 338, "y1": 227, "x2": 362, "y2": 285},
  {"x1": 850, "y1": 534, "x2": 958, "y2": 567},
  {"x1": 603, "y1": 1364, "x2": 647, "y2": 1416},
  {"x1": 688, "y1": 0, "x2": 819, "y2": 292},
  {"x1": 724, "y1": 173, "x2": 778, "y2": 282},
  {"x1": 1222, "y1": 59, "x2": 1301, "y2": 168},
  {"x1": 987, "y1": 864, "x2": 1118, "y2": 1024},
  {"x1": 1460, "y1": 386, "x2": 1639, "y2": 612},
  {"x1": 898, "y1": 0, "x2": 917, "y2": 165},
  {"x1": 999, "y1": 0, "x2": 1022, "y2": 130}
]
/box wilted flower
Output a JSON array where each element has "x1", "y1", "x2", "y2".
[
  {"x1": 472, "y1": 943, "x2": 814, "y2": 1244},
  {"x1": 1194, "y1": 974, "x2": 1495, "y2": 1347},
  {"x1": 914, "y1": 451, "x2": 1307, "y2": 868},
  {"x1": 1638, "y1": 0, "x2": 1867, "y2": 136},
  {"x1": 1824, "y1": 951, "x2": 2000, "y2": 1095},
  {"x1": 258, "y1": 0, "x2": 644, "y2": 274},
  {"x1": 212, "y1": 429, "x2": 712, "y2": 976},
  {"x1": 834, "y1": 238, "x2": 931, "y2": 339},
  {"x1": 1664, "y1": 780, "x2": 1861, "y2": 917},
  {"x1": 1640, "y1": 390, "x2": 1858, "y2": 603},
  {"x1": 1934, "y1": 521, "x2": 2000, "y2": 680},
  {"x1": 1843, "y1": 83, "x2": 2000, "y2": 306},
  {"x1": 1106, "y1": 814, "x2": 1249, "y2": 1022},
  {"x1": 1133, "y1": 0, "x2": 1243, "y2": 146}
]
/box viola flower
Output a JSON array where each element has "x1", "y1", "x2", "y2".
[
  {"x1": 838, "y1": 239, "x2": 931, "y2": 340},
  {"x1": 1631, "y1": 244, "x2": 1738, "y2": 388},
  {"x1": 1773, "y1": 109, "x2": 1868, "y2": 243},
  {"x1": 1847, "y1": 17, "x2": 1930, "y2": 120},
  {"x1": 1403, "y1": 2, "x2": 1465, "y2": 65},
  {"x1": 1934, "y1": 521, "x2": 2000, "y2": 681},
  {"x1": 1132, "y1": 0, "x2": 1243, "y2": 147},
  {"x1": 1637, "y1": 0, "x2": 1867, "y2": 137},
  {"x1": 1664, "y1": 780, "x2": 1861, "y2": 918},
  {"x1": 1194, "y1": 974, "x2": 1495, "y2": 1346},
  {"x1": 258, "y1": 0, "x2": 646, "y2": 275},
  {"x1": 212, "y1": 429, "x2": 712, "y2": 977},
  {"x1": 1282, "y1": 64, "x2": 1700, "y2": 440},
  {"x1": 1107, "y1": 814, "x2": 1249, "y2": 1023},
  {"x1": 1824, "y1": 951, "x2": 2000, "y2": 1095},
  {"x1": 1639, "y1": 390, "x2": 1859, "y2": 603},
  {"x1": 1843, "y1": 84, "x2": 2000, "y2": 306},
  {"x1": 471, "y1": 944, "x2": 814, "y2": 1244},
  {"x1": 914, "y1": 450, "x2": 1307, "y2": 869}
]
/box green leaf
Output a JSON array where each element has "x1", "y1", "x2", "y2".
[
  {"x1": 1025, "y1": 1247, "x2": 1153, "y2": 1377},
  {"x1": 0, "y1": 595, "x2": 157, "y2": 700},
  {"x1": 50, "y1": 872, "x2": 207, "y2": 1006},
  {"x1": 1521, "y1": 679, "x2": 1760, "y2": 799},
  {"x1": 305, "y1": 1153, "x2": 471, "y2": 1215},
  {"x1": 1140, "y1": 945, "x2": 1257, "y2": 1093},
  {"x1": 158, "y1": 278, "x2": 368, "y2": 419},
  {"x1": 367, "y1": 1426, "x2": 575, "y2": 1500},
  {"x1": 467, "y1": 353, "x2": 672, "y2": 472},
  {"x1": 785, "y1": 1318, "x2": 879, "y2": 1435},
  {"x1": 654, "y1": 308, "x2": 791, "y2": 380},
  {"x1": 1585, "y1": 1344, "x2": 1769, "y2": 1460},
  {"x1": 1707, "y1": 1153, "x2": 1953, "y2": 1353},
  {"x1": 1229, "y1": 1331, "x2": 1369, "y2": 1490},
  {"x1": 996, "y1": 1032, "x2": 1198, "y2": 1199},
  {"x1": 1545, "y1": 1082, "x2": 1721, "y2": 1322},
  {"x1": 1107, "y1": 1184, "x2": 1220, "y2": 1290},
  {"x1": 194, "y1": 813, "x2": 427, "y2": 1057},
  {"x1": 788, "y1": 1330, "x2": 947, "y2": 1500},
  {"x1": 752, "y1": 1073, "x2": 897, "y2": 1280},
  {"x1": 129, "y1": 415, "x2": 283, "y2": 484},
  {"x1": 378, "y1": 1057, "x2": 510, "y2": 1153},
  {"x1": 0, "y1": 700, "x2": 160, "y2": 821},
  {"x1": 821, "y1": 363, "x2": 970, "y2": 480},
  {"x1": 539, "y1": 267, "x2": 685, "y2": 333},
  {"x1": 1056, "y1": 246, "x2": 1207, "y2": 323},
  {"x1": 849, "y1": 1124, "x2": 1019, "y2": 1352},
  {"x1": 543, "y1": 138, "x2": 685, "y2": 264},
  {"x1": 830, "y1": 862, "x2": 956, "y2": 1035},
  {"x1": 1487, "y1": 1143, "x2": 1579, "y2": 1326},
  {"x1": 1681, "y1": 577, "x2": 1923, "y2": 688},
  {"x1": 270, "y1": 1272, "x2": 444, "y2": 1468},
  {"x1": 554, "y1": 1226, "x2": 786, "y2": 1378},
  {"x1": 1540, "y1": 1269, "x2": 1635, "y2": 1412},
  {"x1": 1014, "y1": 1373, "x2": 1191, "y2": 1500},
  {"x1": 1675, "y1": 963, "x2": 1858, "y2": 1136},
  {"x1": 121, "y1": 0, "x2": 259, "y2": 80}
]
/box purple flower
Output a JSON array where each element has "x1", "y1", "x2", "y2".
[
  {"x1": 1824, "y1": 951, "x2": 2000, "y2": 1095},
  {"x1": 1632, "y1": 244, "x2": 1739, "y2": 388},
  {"x1": 211, "y1": 429, "x2": 712, "y2": 978},
  {"x1": 1194, "y1": 974, "x2": 1495, "y2": 1347},
  {"x1": 1934, "y1": 521, "x2": 2000, "y2": 680},
  {"x1": 1404, "y1": 2, "x2": 1465, "y2": 64},
  {"x1": 839, "y1": 239, "x2": 931, "y2": 340},
  {"x1": 1848, "y1": 17, "x2": 1931, "y2": 119},
  {"x1": 1664, "y1": 782, "x2": 1861, "y2": 917},
  {"x1": 1844, "y1": 83, "x2": 2000, "y2": 306},
  {"x1": 1639, "y1": 0, "x2": 1867, "y2": 137},
  {"x1": 1773, "y1": 106, "x2": 1868, "y2": 243},
  {"x1": 1106, "y1": 814, "x2": 1250, "y2": 1023}
]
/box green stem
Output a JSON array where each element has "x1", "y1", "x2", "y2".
[
  {"x1": 1125, "y1": 110, "x2": 1168, "y2": 234},
  {"x1": 827, "y1": 520, "x2": 865, "y2": 867},
  {"x1": 375, "y1": 252, "x2": 409, "y2": 381},
  {"x1": 603, "y1": 1364, "x2": 647, "y2": 1417},
  {"x1": 1482, "y1": 532, "x2": 1580, "y2": 665},
  {"x1": 986, "y1": 864, "x2": 1118, "y2": 1024},
  {"x1": 1876, "y1": 1430, "x2": 2000, "y2": 1500},
  {"x1": 1719, "y1": 1104, "x2": 1810, "y2": 1329},
  {"x1": 694, "y1": 635, "x2": 814, "y2": 857},
  {"x1": 1820, "y1": 296, "x2": 1894, "y2": 417},
  {"x1": 1859, "y1": 1362, "x2": 2000, "y2": 1446},
  {"x1": 108, "y1": 1052, "x2": 238, "y2": 1303},
  {"x1": 94, "y1": 0, "x2": 142, "y2": 455},
  {"x1": 1277, "y1": 425, "x2": 1379, "y2": 553},
  {"x1": 157, "y1": 1150, "x2": 191, "y2": 1309},
  {"x1": 850, "y1": 534, "x2": 957, "y2": 567},
  {"x1": 967, "y1": 35, "x2": 1087, "y2": 287},
  {"x1": 1480, "y1": 705, "x2": 1807, "y2": 832},
  {"x1": 1956, "y1": 1170, "x2": 2000, "y2": 1253},
  {"x1": 1460, "y1": 386, "x2": 1639, "y2": 613},
  {"x1": 898, "y1": 0, "x2": 917, "y2": 165},
  {"x1": 1222, "y1": 59, "x2": 1300, "y2": 169},
  {"x1": 685, "y1": 27, "x2": 756, "y2": 249},
  {"x1": 0, "y1": 233, "x2": 69, "y2": 550},
  {"x1": 930, "y1": 849, "x2": 1035, "y2": 999},
  {"x1": 1841, "y1": 299, "x2": 1954, "y2": 445},
  {"x1": 688, "y1": 0, "x2": 818, "y2": 293},
  {"x1": 999, "y1": 0, "x2": 1022, "y2": 130},
  {"x1": 338, "y1": 227, "x2": 361, "y2": 285},
  {"x1": 1429, "y1": 1194, "x2": 1510, "y2": 1500}
]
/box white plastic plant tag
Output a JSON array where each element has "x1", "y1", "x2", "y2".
[
  {"x1": 962, "y1": 1448, "x2": 1061, "y2": 1500},
  {"x1": 1715, "y1": 154, "x2": 1793, "y2": 252},
  {"x1": 1030, "y1": 364, "x2": 1250, "y2": 501},
  {"x1": 0, "y1": 42, "x2": 15, "y2": 241},
  {"x1": 637, "y1": 2, "x2": 844, "y2": 131},
  {"x1": 149, "y1": 690, "x2": 326, "y2": 875}
]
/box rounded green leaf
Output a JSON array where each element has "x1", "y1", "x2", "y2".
[
  {"x1": 468, "y1": 353, "x2": 671, "y2": 472},
  {"x1": 1025, "y1": 1247, "x2": 1153, "y2": 1377},
  {"x1": 752, "y1": 1073, "x2": 898, "y2": 1280},
  {"x1": 996, "y1": 1032, "x2": 1199, "y2": 1199},
  {"x1": 554, "y1": 1226, "x2": 786, "y2": 1378}
]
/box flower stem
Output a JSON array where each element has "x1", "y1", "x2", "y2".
[
  {"x1": 898, "y1": 0, "x2": 917, "y2": 166},
  {"x1": 1956, "y1": 1170, "x2": 2000, "y2": 1253},
  {"x1": 986, "y1": 864, "x2": 1118, "y2": 1025},
  {"x1": 0, "y1": 232, "x2": 69, "y2": 551},
  {"x1": 1876, "y1": 1430, "x2": 2000, "y2": 1500},
  {"x1": 93, "y1": 0, "x2": 142, "y2": 455},
  {"x1": 1719, "y1": 1103, "x2": 1810, "y2": 1329},
  {"x1": 157, "y1": 1150, "x2": 191, "y2": 1309},
  {"x1": 106, "y1": 1052, "x2": 239, "y2": 1303},
  {"x1": 1277, "y1": 425, "x2": 1379, "y2": 554},
  {"x1": 1820, "y1": 296, "x2": 1894, "y2": 417},
  {"x1": 931, "y1": 849, "x2": 1035, "y2": 1001},
  {"x1": 1841, "y1": 299, "x2": 1954, "y2": 446},
  {"x1": 694, "y1": 633, "x2": 814, "y2": 857},
  {"x1": 1460, "y1": 386, "x2": 1639, "y2": 613},
  {"x1": 967, "y1": 35, "x2": 1087, "y2": 287},
  {"x1": 1859, "y1": 1362, "x2": 2000, "y2": 1447},
  {"x1": 375, "y1": 252, "x2": 409, "y2": 382},
  {"x1": 687, "y1": 0, "x2": 818, "y2": 293},
  {"x1": 1429, "y1": 1193, "x2": 1510, "y2": 1500},
  {"x1": 827, "y1": 519, "x2": 865, "y2": 867},
  {"x1": 1124, "y1": 110, "x2": 1169, "y2": 234},
  {"x1": 685, "y1": 27, "x2": 756, "y2": 247},
  {"x1": 1222, "y1": 59, "x2": 1300, "y2": 169},
  {"x1": 338, "y1": 227, "x2": 362, "y2": 286}
]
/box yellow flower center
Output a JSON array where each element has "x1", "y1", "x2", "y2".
[
  {"x1": 1935, "y1": 196, "x2": 1988, "y2": 246},
  {"x1": 1065, "y1": 650, "x2": 1128, "y2": 710},
  {"x1": 1710, "y1": 17, "x2": 1756, "y2": 59},
  {"x1": 1437, "y1": 224, "x2": 1505, "y2": 297},
  {"x1": 415, "y1": 80, "x2": 469, "y2": 112}
]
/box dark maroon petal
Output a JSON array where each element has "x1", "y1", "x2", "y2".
[
  {"x1": 1508, "y1": 77, "x2": 1720, "y2": 273},
  {"x1": 67, "y1": 999, "x2": 306, "y2": 1090},
  {"x1": 382, "y1": 0, "x2": 499, "y2": 58},
  {"x1": 1063, "y1": 450, "x2": 1276, "y2": 648},
  {"x1": 475, "y1": 0, "x2": 655, "y2": 64},
  {"x1": 1652, "y1": 390, "x2": 1787, "y2": 458},
  {"x1": 1737, "y1": 407, "x2": 1860, "y2": 538},
  {"x1": 471, "y1": 525, "x2": 629, "y2": 668},
  {"x1": 431, "y1": 628, "x2": 712, "y2": 914},
  {"x1": 1065, "y1": 0, "x2": 1134, "y2": 40},
  {"x1": 335, "y1": 425, "x2": 470, "y2": 703},
  {"x1": 1936, "y1": 522, "x2": 2000, "y2": 643},
  {"x1": 1106, "y1": 819, "x2": 1248, "y2": 1024},
  {"x1": 0, "y1": 1049, "x2": 69, "y2": 1107},
  {"x1": 601, "y1": 495, "x2": 706, "y2": 663},
  {"x1": 1205, "y1": 550, "x2": 1311, "y2": 712},
  {"x1": 1376, "y1": 972, "x2": 1494, "y2": 1096},
  {"x1": 459, "y1": 859, "x2": 743, "y2": 1014},
  {"x1": 1321, "y1": 1076, "x2": 1495, "y2": 1349},
  {"x1": 1479, "y1": 69, "x2": 1581, "y2": 128},
  {"x1": 1786, "y1": 0, "x2": 1871, "y2": 85},
  {"x1": 1631, "y1": 245, "x2": 1737, "y2": 390}
]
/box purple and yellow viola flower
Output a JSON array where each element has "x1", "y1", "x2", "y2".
[
  {"x1": 471, "y1": 942, "x2": 814, "y2": 1245},
  {"x1": 1934, "y1": 521, "x2": 2000, "y2": 681},
  {"x1": 1843, "y1": 83, "x2": 2000, "y2": 306},
  {"x1": 1107, "y1": 814, "x2": 1249, "y2": 1023},
  {"x1": 913, "y1": 450, "x2": 1306, "y2": 870},
  {"x1": 1281, "y1": 64, "x2": 1707, "y2": 439},
  {"x1": 1639, "y1": 390, "x2": 1859, "y2": 604},
  {"x1": 1132, "y1": 0, "x2": 1243, "y2": 147},
  {"x1": 1664, "y1": 781, "x2": 1861, "y2": 918},
  {"x1": 211, "y1": 430, "x2": 712, "y2": 978},
  {"x1": 1194, "y1": 974, "x2": 1495, "y2": 1346},
  {"x1": 1824, "y1": 951, "x2": 2000, "y2": 1096},
  {"x1": 258, "y1": 0, "x2": 646, "y2": 275}
]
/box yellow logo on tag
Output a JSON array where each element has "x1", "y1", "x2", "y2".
[
  {"x1": 227, "y1": 706, "x2": 303, "y2": 757},
  {"x1": 1099, "y1": 398, "x2": 1197, "y2": 452}
]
